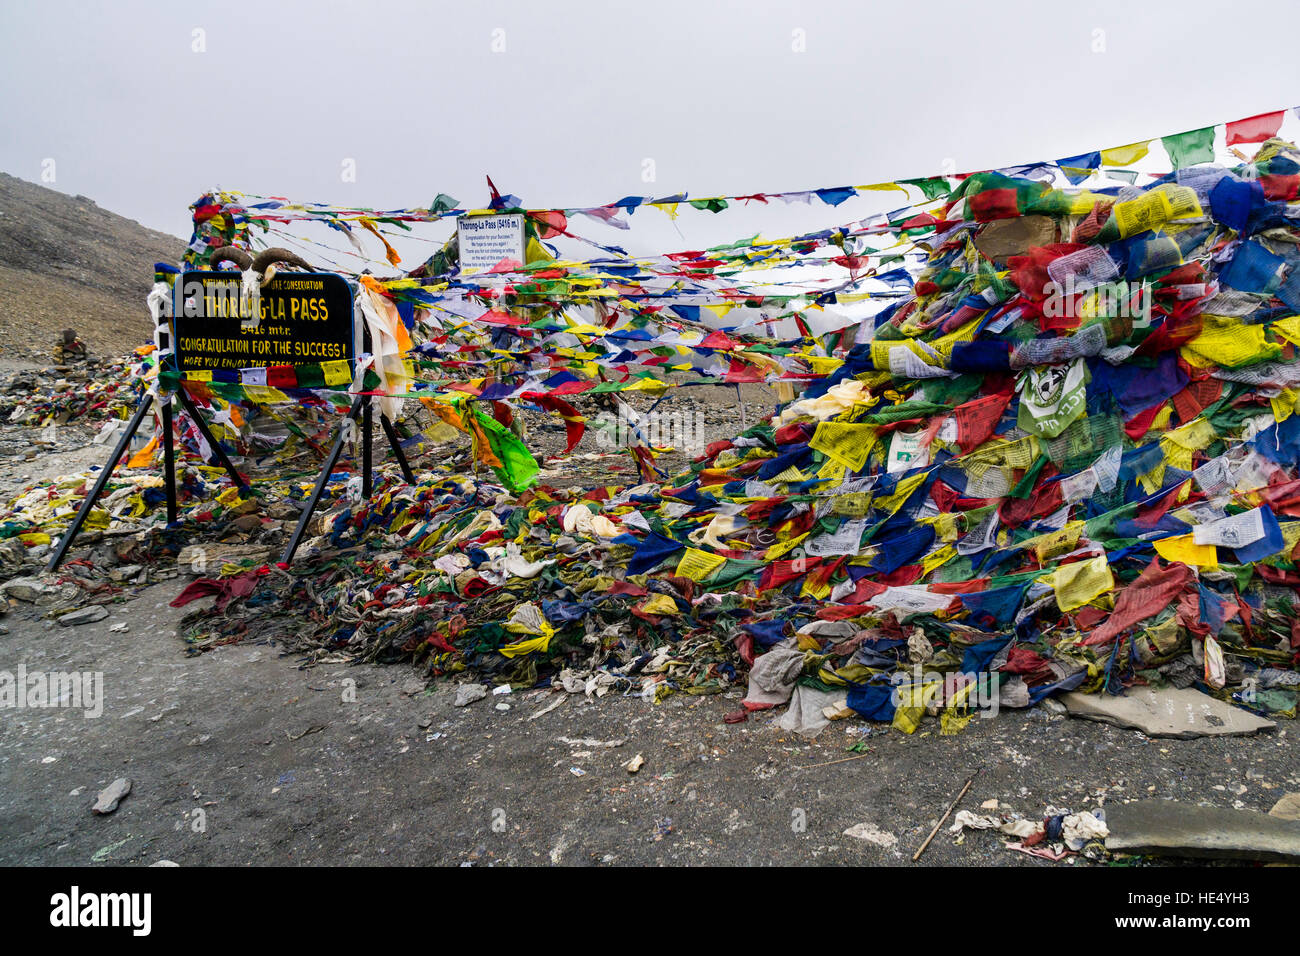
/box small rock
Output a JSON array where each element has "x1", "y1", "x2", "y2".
[
  {"x1": 2, "y1": 576, "x2": 58, "y2": 603},
  {"x1": 625, "y1": 753, "x2": 645, "y2": 774},
  {"x1": 1270, "y1": 792, "x2": 1300, "y2": 822},
  {"x1": 454, "y1": 683, "x2": 488, "y2": 707},
  {"x1": 91, "y1": 777, "x2": 132, "y2": 815},
  {"x1": 843, "y1": 822, "x2": 899, "y2": 849},
  {"x1": 58, "y1": 606, "x2": 109, "y2": 627},
  {"x1": 267, "y1": 501, "x2": 300, "y2": 520},
  {"x1": 400, "y1": 678, "x2": 427, "y2": 696}
]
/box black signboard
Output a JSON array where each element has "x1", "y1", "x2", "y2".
[{"x1": 172, "y1": 271, "x2": 355, "y2": 372}]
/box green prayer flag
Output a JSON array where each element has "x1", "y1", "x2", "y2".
[
  {"x1": 689, "y1": 198, "x2": 729, "y2": 213},
  {"x1": 471, "y1": 407, "x2": 539, "y2": 493},
  {"x1": 1161, "y1": 127, "x2": 1216, "y2": 170},
  {"x1": 900, "y1": 177, "x2": 951, "y2": 201},
  {"x1": 429, "y1": 193, "x2": 459, "y2": 215}
]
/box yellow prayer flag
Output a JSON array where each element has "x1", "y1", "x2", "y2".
[
  {"x1": 675, "y1": 547, "x2": 727, "y2": 582},
  {"x1": 499, "y1": 633, "x2": 554, "y2": 658},
  {"x1": 321, "y1": 360, "x2": 353, "y2": 386},
  {"x1": 1049, "y1": 554, "x2": 1114, "y2": 612},
  {"x1": 1100, "y1": 141, "x2": 1152, "y2": 167},
  {"x1": 765, "y1": 532, "x2": 808, "y2": 561},
  {"x1": 242, "y1": 385, "x2": 290, "y2": 405},
  {"x1": 1182, "y1": 314, "x2": 1281, "y2": 369},
  {"x1": 808, "y1": 421, "x2": 876, "y2": 471},
  {"x1": 1033, "y1": 520, "x2": 1085, "y2": 563},
  {"x1": 1111, "y1": 190, "x2": 1173, "y2": 238},
  {"x1": 639, "y1": 593, "x2": 682, "y2": 617},
  {"x1": 1153, "y1": 533, "x2": 1218, "y2": 568},
  {"x1": 874, "y1": 470, "x2": 927, "y2": 517}
]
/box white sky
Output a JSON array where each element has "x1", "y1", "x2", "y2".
[{"x1": 2, "y1": 0, "x2": 1298, "y2": 272}]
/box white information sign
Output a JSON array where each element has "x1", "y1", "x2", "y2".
[{"x1": 457, "y1": 214, "x2": 526, "y2": 273}]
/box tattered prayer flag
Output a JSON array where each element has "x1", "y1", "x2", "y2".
[
  {"x1": 676, "y1": 547, "x2": 727, "y2": 582},
  {"x1": 1049, "y1": 555, "x2": 1113, "y2": 612},
  {"x1": 815, "y1": 187, "x2": 856, "y2": 207},
  {"x1": 429, "y1": 193, "x2": 459, "y2": 215},
  {"x1": 808, "y1": 422, "x2": 875, "y2": 471},
  {"x1": 1099, "y1": 141, "x2": 1151, "y2": 167},
  {"x1": 499, "y1": 633, "x2": 553, "y2": 658},
  {"x1": 1085, "y1": 559, "x2": 1192, "y2": 645},
  {"x1": 688, "y1": 198, "x2": 729, "y2": 213},
  {"x1": 638, "y1": 593, "x2": 682, "y2": 617},
  {"x1": 1225, "y1": 110, "x2": 1285, "y2": 146},
  {"x1": 1056, "y1": 151, "x2": 1102, "y2": 185},
  {"x1": 1161, "y1": 127, "x2": 1216, "y2": 169},
  {"x1": 900, "y1": 178, "x2": 951, "y2": 201},
  {"x1": 954, "y1": 391, "x2": 1012, "y2": 452},
  {"x1": 470, "y1": 405, "x2": 538, "y2": 493},
  {"x1": 529, "y1": 210, "x2": 568, "y2": 239}
]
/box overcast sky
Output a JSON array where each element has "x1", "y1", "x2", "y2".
[{"x1": 2, "y1": 0, "x2": 1298, "y2": 267}]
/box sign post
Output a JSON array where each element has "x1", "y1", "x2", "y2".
[{"x1": 49, "y1": 267, "x2": 418, "y2": 571}]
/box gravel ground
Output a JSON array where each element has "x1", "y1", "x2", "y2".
[{"x1": 0, "y1": 576, "x2": 1295, "y2": 867}]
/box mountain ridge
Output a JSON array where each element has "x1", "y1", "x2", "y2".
[{"x1": 0, "y1": 171, "x2": 183, "y2": 359}]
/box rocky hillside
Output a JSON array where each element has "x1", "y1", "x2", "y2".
[{"x1": 0, "y1": 172, "x2": 182, "y2": 360}]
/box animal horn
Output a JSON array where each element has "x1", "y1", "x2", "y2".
[
  {"x1": 251, "y1": 247, "x2": 315, "y2": 274},
  {"x1": 209, "y1": 245, "x2": 253, "y2": 271}
]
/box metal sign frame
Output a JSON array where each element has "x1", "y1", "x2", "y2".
[{"x1": 48, "y1": 271, "x2": 418, "y2": 571}]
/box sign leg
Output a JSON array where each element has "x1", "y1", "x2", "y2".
[
  {"x1": 161, "y1": 395, "x2": 178, "y2": 524},
  {"x1": 48, "y1": 393, "x2": 155, "y2": 571},
  {"x1": 380, "y1": 414, "x2": 417, "y2": 484},
  {"x1": 362, "y1": 398, "x2": 373, "y2": 499},
  {"x1": 280, "y1": 396, "x2": 364, "y2": 565}
]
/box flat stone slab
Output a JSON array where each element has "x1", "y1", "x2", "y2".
[
  {"x1": 1107, "y1": 800, "x2": 1300, "y2": 862},
  {"x1": 2, "y1": 575, "x2": 61, "y2": 603},
  {"x1": 1059, "y1": 687, "x2": 1273, "y2": 738},
  {"x1": 57, "y1": 605, "x2": 109, "y2": 627}
]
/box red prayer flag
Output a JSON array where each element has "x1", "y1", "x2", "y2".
[{"x1": 1225, "y1": 110, "x2": 1285, "y2": 146}]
